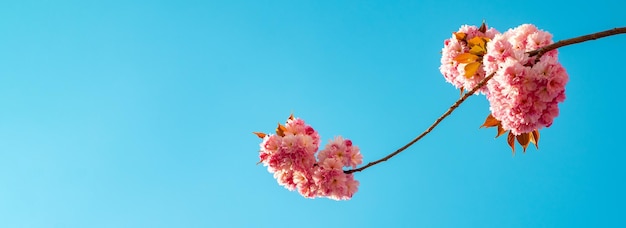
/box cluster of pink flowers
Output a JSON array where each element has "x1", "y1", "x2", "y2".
[
  {"x1": 483, "y1": 24, "x2": 568, "y2": 135},
  {"x1": 257, "y1": 117, "x2": 363, "y2": 200},
  {"x1": 440, "y1": 23, "x2": 568, "y2": 136},
  {"x1": 440, "y1": 24, "x2": 499, "y2": 94}
]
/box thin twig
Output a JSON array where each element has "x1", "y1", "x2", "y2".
[
  {"x1": 527, "y1": 27, "x2": 626, "y2": 59},
  {"x1": 345, "y1": 73, "x2": 495, "y2": 174},
  {"x1": 345, "y1": 26, "x2": 626, "y2": 174}
]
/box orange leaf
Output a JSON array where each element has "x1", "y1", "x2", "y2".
[
  {"x1": 479, "y1": 21, "x2": 487, "y2": 33},
  {"x1": 516, "y1": 133, "x2": 531, "y2": 153},
  {"x1": 454, "y1": 53, "x2": 479, "y2": 64},
  {"x1": 531, "y1": 130, "x2": 540, "y2": 149},
  {"x1": 453, "y1": 32, "x2": 466, "y2": 41},
  {"x1": 468, "y1": 37, "x2": 489, "y2": 56},
  {"x1": 469, "y1": 45, "x2": 485, "y2": 56},
  {"x1": 468, "y1": 36, "x2": 487, "y2": 48},
  {"x1": 480, "y1": 114, "x2": 500, "y2": 128},
  {"x1": 276, "y1": 123, "x2": 287, "y2": 137},
  {"x1": 464, "y1": 62, "x2": 481, "y2": 78},
  {"x1": 288, "y1": 113, "x2": 295, "y2": 120},
  {"x1": 507, "y1": 132, "x2": 516, "y2": 154},
  {"x1": 471, "y1": 45, "x2": 487, "y2": 55},
  {"x1": 253, "y1": 132, "x2": 267, "y2": 139},
  {"x1": 496, "y1": 124, "x2": 507, "y2": 138}
]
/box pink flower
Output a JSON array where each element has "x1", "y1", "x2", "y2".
[
  {"x1": 313, "y1": 164, "x2": 347, "y2": 198},
  {"x1": 317, "y1": 136, "x2": 363, "y2": 168},
  {"x1": 312, "y1": 164, "x2": 359, "y2": 200},
  {"x1": 293, "y1": 171, "x2": 317, "y2": 198},
  {"x1": 343, "y1": 175, "x2": 360, "y2": 200},
  {"x1": 483, "y1": 24, "x2": 568, "y2": 135},
  {"x1": 274, "y1": 169, "x2": 296, "y2": 191},
  {"x1": 440, "y1": 24, "x2": 499, "y2": 94},
  {"x1": 256, "y1": 116, "x2": 362, "y2": 200},
  {"x1": 349, "y1": 146, "x2": 363, "y2": 169},
  {"x1": 277, "y1": 134, "x2": 317, "y2": 172},
  {"x1": 310, "y1": 136, "x2": 364, "y2": 200},
  {"x1": 320, "y1": 157, "x2": 344, "y2": 170},
  {"x1": 286, "y1": 118, "x2": 320, "y2": 147}
]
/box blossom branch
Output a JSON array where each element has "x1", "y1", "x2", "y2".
[
  {"x1": 527, "y1": 27, "x2": 626, "y2": 59},
  {"x1": 345, "y1": 26, "x2": 626, "y2": 174},
  {"x1": 345, "y1": 72, "x2": 496, "y2": 174}
]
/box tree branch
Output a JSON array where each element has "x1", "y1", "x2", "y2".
[
  {"x1": 527, "y1": 27, "x2": 626, "y2": 59},
  {"x1": 345, "y1": 73, "x2": 495, "y2": 174},
  {"x1": 345, "y1": 26, "x2": 626, "y2": 174}
]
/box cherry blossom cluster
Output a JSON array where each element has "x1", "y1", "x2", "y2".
[
  {"x1": 440, "y1": 24, "x2": 499, "y2": 94},
  {"x1": 257, "y1": 116, "x2": 363, "y2": 200},
  {"x1": 483, "y1": 24, "x2": 568, "y2": 135},
  {"x1": 440, "y1": 23, "x2": 568, "y2": 137}
]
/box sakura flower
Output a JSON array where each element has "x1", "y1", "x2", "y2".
[
  {"x1": 285, "y1": 117, "x2": 321, "y2": 147},
  {"x1": 440, "y1": 23, "x2": 499, "y2": 94},
  {"x1": 483, "y1": 24, "x2": 568, "y2": 135},
  {"x1": 255, "y1": 115, "x2": 362, "y2": 200},
  {"x1": 318, "y1": 136, "x2": 363, "y2": 168},
  {"x1": 274, "y1": 169, "x2": 296, "y2": 191}
]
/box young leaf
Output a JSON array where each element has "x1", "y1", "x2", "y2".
[
  {"x1": 507, "y1": 132, "x2": 516, "y2": 154},
  {"x1": 276, "y1": 123, "x2": 287, "y2": 137},
  {"x1": 469, "y1": 45, "x2": 485, "y2": 56},
  {"x1": 464, "y1": 62, "x2": 481, "y2": 78},
  {"x1": 479, "y1": 21, "x2": 487, "y2": 33},
  {"x1": 453, "y1": 32, "x2": 466, "y2": 41},
  {"x1": 454, "y1": 53, "x2": 479, "y2": 64},
  {"x1": 516, "y1": 133, "x2": 531, "y2": 152},
  {"x1": 532, "y1": 130, "x2": 540, "y2": 149},
  {"x1": 496, "y1": 124, "x2": 507, "y2": 138},
  {"x1": 468, "y1": 37, "x2": 490, "y2": 55},
  {"x1": 480, "y1": 114, "x2": 500, "y2": 128},
  {"x1": 253, "y1": 132, "x2": 267, "y2": 139},
  {"x1": 468, "y1": 36, "x2": 484, "y2": 46}
]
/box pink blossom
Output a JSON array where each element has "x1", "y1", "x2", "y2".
[
  {"x1": 440, "y1": 24, "x2": 499, "y2": 94},
  {"x1": 318, "y1": 136, "x2": 363, "y2": 168},
  {"x1": 349, "y1": 146, "x2": 363, "y2": 169},
  {"x1": 293, "y1": 171, "x2": 317, "y2": 198},
  {"x1": 274, "y1": 169, "x2": 296, "y2": 191},
  {"x1": 257, "y1": 117, "x2": 362, "y2": 200},
  {"x1": 286, "y1": 118, "x2": 320, "y2": 147},
  {"x1": 343, "y1": 175, "x2": 360, "y2": 200},
  {"x1": 311, "y1": 136, "x2": 364, "y2": 200},
  {"x1": 313, "y1": 163, "x2": 348, "y2": 199},
  {"x1": 483, "y1": 24, "x2": 568, "y2": 135}
]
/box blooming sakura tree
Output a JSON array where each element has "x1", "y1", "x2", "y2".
[{"x1": 254, "y1": 22, "x2": 626, "y2": 200}]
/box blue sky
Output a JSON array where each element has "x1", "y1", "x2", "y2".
[{"x1": 1, "y1": 0, "x2": 625, "y2": 227}]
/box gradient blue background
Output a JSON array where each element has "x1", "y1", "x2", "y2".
[{"x1": 1, "y1": 0, "x2": 625, "y2": 227}]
